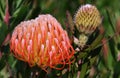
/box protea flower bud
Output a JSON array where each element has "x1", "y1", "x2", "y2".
[
  {"x1": 10, "y1": 14, "x2": 74, "y2": 71},
  {"x1": 74, "y1": 4, "x2": 101, "y2": 48},
  {"x1": 74, "y1": 4, "x2": 101, "y2": 34}
]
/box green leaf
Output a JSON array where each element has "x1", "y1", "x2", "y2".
[
  {"x1": 78, "y1": 52, "x2": 87, "y2": 59},
  {"x1": 0, "y1": 55, "x2": 6, "y2": 70},
  {"x1": 7, "y1": 54, "x2": 17, "y2": 68},
  {"x1": 0, "y1": 21, "x2": 8, "y2": 46},
  {"x1": 0, "y1": 0, "x2": 5, "y2": 20},
  {"x1": 85, "y1": 34, "x2": 104, "y2": 52},
  {"x1": 113, "y1": 62, "x2": 120, "y2": 78},
  {"x1": 15, "y1": 61, "x2": 31, "y2": 78},
  {"x1": 108, "y1": 38, "x2": 116, "y2": 61},
  {"x1": 25, "y1": 0, "x2": 41, "y2": 20},
  {"x1": 90, "y1": 56, "x2": 98, "y2": 66},
  {"x1": 9, "y1": 5, "x2": 29, "y2": 32},
  {"x1": 106, "y1": 9, "x2": 115, "y2": 33},
  {"x1": 25, "y1": 6, "x2": 41, "y2": 20},
  {"x1": 15, "y1": 0, "x2": 23, "y2": 9},
  {"x1": 80, "y1": 62, "x2": 88, "y2": 78},
  {"x1": 0, "y1": 8, "x2": 4, "y2": 20},
  {"x1": 0, "y1": 0, "x2": 5, "y2": 14}
]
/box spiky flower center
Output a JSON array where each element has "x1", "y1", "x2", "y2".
[{"x1": 74, "y1": 4, "x2": 101, "y2": 34}]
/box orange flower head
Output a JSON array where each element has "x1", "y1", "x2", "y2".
[{"x1": 10, "y1": 14, "x2": 74, "y2": 71}]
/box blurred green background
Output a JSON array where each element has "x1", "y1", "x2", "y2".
[{"x1": 0, "y1": 0, "x2": 120, "y2": 78}]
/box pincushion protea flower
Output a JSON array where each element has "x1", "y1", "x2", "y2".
[
  {"x1": 74, "y1": 4, "x2": 101, "y2": 34},
  {"x1": 74, "y1": 4, "x2": 101, "y2": 48},
  {"x1": 10, "y1": 14, "x2": 74, "y2": 71}
]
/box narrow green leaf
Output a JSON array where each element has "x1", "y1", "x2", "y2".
[
  {"x1": 0, "y1": 0, "x2": 5, "y2": 14},
  {"x1": 106, "y1": 9, "x2": 115, "y2": 33},
  {"x1": 113, "y1": 62, "x2": 120, "y2": 78},
  {"x1": 108, "y1": 38, "x2": 116, "y2": 61},
  {"x1": 0, "y1": 2, "x2": 4, "y2": 20},
  {"x1": 0, "y1": 55, "x2": 6, "y2": 70},
  {"x1": 78, "y1": 52, "x2": 87, "y2": 59},
  {"x1": 15, "y1": 0, "x2": 23, "y2": 8},
  {"x1": 7, "y1": 54, "x2": 17, "y2": 68},
  {"x1": 25, "y1": 7, "x2": 41, "y2": 20},
  {"x1": 0, "y1": 21, "x2": 8, "y2": 46},
  {"x1": 9, "y1": 5, "x2": 29, "y2": 32},
  {"x1": 85, "y1": 34, "x2": 104, "y2": 52},
  {"x1": 80, "y1": 62, "x2": 88, "y2": 78},
  {"x1": 25, "y1": 0, "x2": 41, "y2": 20},
  {"x1": 90, "y1": 56, "x2": 98, "y2": 66}
]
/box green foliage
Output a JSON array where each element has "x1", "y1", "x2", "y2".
[
  {"x1": 0, "y1": 0, "x2": 120, "y2": 78},
  {"x1": 0, "y1": 21, "x2": 8, "y2": 45}
]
